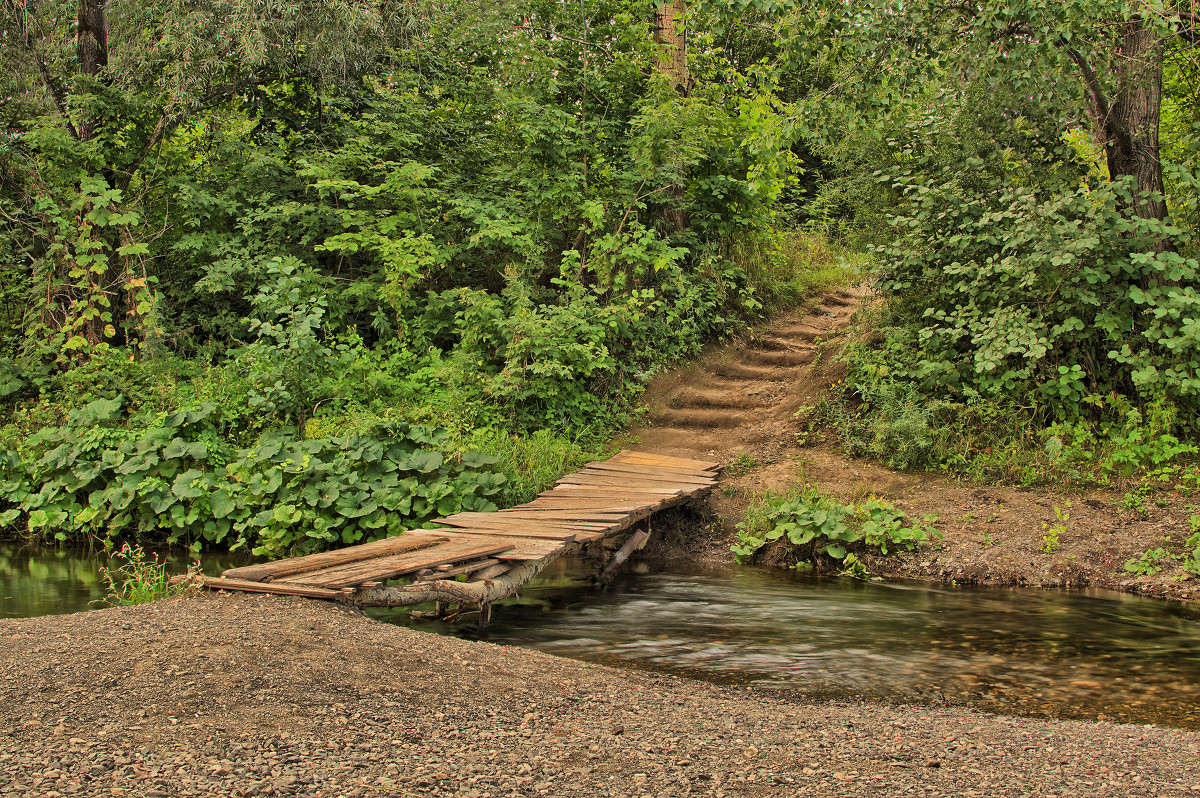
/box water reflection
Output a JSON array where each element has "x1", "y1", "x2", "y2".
[
  {"x1": 0, "y1": 543, "x2": 257, "y2": 619},
  {"x1": 376, "y1": 559, "x2": 1200, "y2": 730}
]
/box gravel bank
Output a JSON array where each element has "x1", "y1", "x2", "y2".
[{"x1": 2, "y1": 592, "x2": 1198, "y2": 797}]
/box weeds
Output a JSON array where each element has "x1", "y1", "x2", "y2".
[
  {"x1": 731, "y1": 487, "x2": 938, "y2": 577},
  {"x1": 1123, "y1": 547, "x2": 1175, "y2": 576},
  {"x1": 97, "y1": 543, "x2": 188, "y2": 606},
  {"x1": 724, "y1": 452, "x2": 762, "y2": 477},
  {"x1": 1040, "y1": 504, "x2": 1069, "y2": 554}
]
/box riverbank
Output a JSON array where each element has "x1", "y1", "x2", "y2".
[
  {"x1": 2, "y1": 591, "x2": 1198, "y2": 797},
  {"x1": 618, "y1": 290, "x2": 1200, "y2": 604}
]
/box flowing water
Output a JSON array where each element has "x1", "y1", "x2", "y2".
[
  {"x1": 374, "y1": 559, "x2": 1200, "y2": 730},
  {"x1": 5, "y1": 542, "x2": 1200, "y2": 730}
]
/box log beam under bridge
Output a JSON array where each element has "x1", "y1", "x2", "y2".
[{"x1": 191, "y1": 451, "x2": 717, "y2": 622}]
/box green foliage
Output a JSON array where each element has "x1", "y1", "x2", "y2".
[
  {"x1": 0, "y1": 397, "x2": 506, "y2": 558},
  {"x1": 97, "y1": 543, "x2": 183, "y2": 606},
  {"x1": 1041, "y1": 504, "x2": 1069, "y2": 554},
  {"x1": 731, "y1": 488, "x2": 937, "y2": 575},
  {"x1": 1123, "y1": 547, "x2": 1174, "y2": 577}
]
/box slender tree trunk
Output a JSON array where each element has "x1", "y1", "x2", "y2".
[
  {"x1": 76, "y1": 0, "x2": 109, "y2": 142},
  {"x1": 652, "y1": 0, "x2": 688, "y2": 234},
  {"x1": 653, "y1": 0, "x2": 689, "y2": 93},
  {"x1": 1104, "y1": 17, "x2": 1167, "y2": 225}
]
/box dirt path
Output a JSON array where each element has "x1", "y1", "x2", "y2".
[
  {"x1": 622, "y1": 288, "x2": 1200, "y2": 603},
  {"x1": 3, "y1": 593, "x2": 1198, "y2": 798}
]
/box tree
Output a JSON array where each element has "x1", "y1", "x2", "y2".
[
  {"x1": 654, "y1": 0, "x2": 690, "y2": 92},
  {"x1": 723, "y1": 0, "x2": 1196, "y2": 225},
  {"x1": 0, "y1": 0, "x2": 402, "y2": 353}
]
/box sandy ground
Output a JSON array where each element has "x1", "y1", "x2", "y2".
[{"x1": 2, "y1": 592, "x2": 1199, "y2": 798}]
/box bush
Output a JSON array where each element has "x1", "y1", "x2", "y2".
[
  {"x1": 0, "y1": 397, "x2": 507, "y2": 558},
  {"x1": 731, "y1": 487, "x2": 937, "y2": 576}
]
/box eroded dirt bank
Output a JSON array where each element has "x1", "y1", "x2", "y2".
[
  {"x1": 622, "y1": 289, "x2": 1200, "y2": 603},
  {"x1": 2, "y1": 592, "x2": 1199, "y2": 798}
]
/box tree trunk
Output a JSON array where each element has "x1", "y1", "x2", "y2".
[
  {"x1": 652, "y1": 1, "x2": 688, "y2": 233},
  {"x1": 76, "y1": 0, "x2": 109, "y2": 142},
  {"x1": 653, "y1": 0, "x2": 689, "y2": 93},
  {"x1": 1104, "y1": 17, "x2": 1167, "y2": 225}
]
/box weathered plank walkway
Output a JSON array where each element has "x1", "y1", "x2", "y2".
[{"x1": 197, "y1": 450, "x2": 717, "y2": 617}]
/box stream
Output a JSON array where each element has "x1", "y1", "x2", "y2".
[{"x1": 4, "y1": 543, "x2": 1199, "y2": 730}]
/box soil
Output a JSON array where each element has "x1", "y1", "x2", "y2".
[
  {"x1": 3, "y1": 593, "x2": 1199, "y2": 797},
  {"x1": 619, "y1": 287, "x2": 1200, "y2": 604}
]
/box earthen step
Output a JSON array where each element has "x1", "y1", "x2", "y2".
[
  {"x1": 671, "y1": 389, "x2": 774, "y2": 410},
  {"x1": 712, "y1": 360, "x2": 794, "y2": 380},
  {"x1": 740, "y1": 348, "x2": 814, "y2": 367},
  {"x1": 752, "y1": 335, "x2": 815, "y2": 352},
  {"x1": 651, "y1": 408, "x2": 748, "y2": 429},
  {"x1": 768, "y1": 326, "x2": 821, "y2": 342}
]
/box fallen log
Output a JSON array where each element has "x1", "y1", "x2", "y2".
[{"x1": 346, "y1": 552, "x2": 562, "y2": 608}]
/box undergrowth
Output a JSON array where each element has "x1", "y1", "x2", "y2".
[
  {"x1": 820, "y1": 310, "x2": 1200, "y2": 492},
  {"x1": 97, "y1": 542, "x2": 187, "y2": 606},
  {"x1": 731, "y1": 486, "x2": 939, "y2": 578}
]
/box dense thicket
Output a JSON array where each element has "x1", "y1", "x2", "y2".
[
  {"x1": 6, "y1": 0, "x2": 1197, "y2": 552},
  {"x1": 727, "y1": 0, "x2": 1200, "y2": 477},
  {"x1": 0, "y1": 0, "x2": 832, "y2": 551}
]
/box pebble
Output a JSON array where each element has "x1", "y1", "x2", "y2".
[{"x1": 1, "y1": 593, "x2": 1198, "y2": 797}]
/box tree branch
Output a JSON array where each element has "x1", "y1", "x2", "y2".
[
  {"x1": 4, "y1": 0, "x2": 80, "y2": 140},
  {"x1": 1062, "y1": 44, "x2": 1127, "y2": 143}
]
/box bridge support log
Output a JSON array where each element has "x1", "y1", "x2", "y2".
[{"x1": 346, "y1": 556, "x2": 558, "y2": 609}]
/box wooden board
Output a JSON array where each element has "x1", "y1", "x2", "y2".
[
  {"x1": 579, "y1": 463, "x2": 717, "y2": 484},
  {"x1": 542, "y1": 482, "x2": 684, "y2": 495},
  {"x1": 535, "y1": 489, "x2": 687, "y2": 502},
  {"x1": 201, "y1": 577, "x2": 345, "y2": 599},
  {"x1": 514, "y1": 500, "x2": 663, "y2": 511},
  {"x1": 497, "y1": 508, "x2": 631, "y2": 521},
  {"x1": 446, "y1": 527, "x2": 605, "y2": 543},
  {"x1": 607, "y1": 451, "x2": 719, "y2": 471},
  {"x1": 437, "y1": 514, "x2": 615, "y2": 532},
  {"x1": 277, "y1": 540, "x2": 516, "y2": 589},
  {"x1": 221, "y1": 532, "x2": 448, "y2": 582},
  {"x1": 432, "y1": 519, "x2": 585, "y2": 539},
  {"x1": 555, "y1": 474, "x2": 697, "y2": 490},
  {"x1": 586, "y1": 459, "x2": 719, "y2": 478}
]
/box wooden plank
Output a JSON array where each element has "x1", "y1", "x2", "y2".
[
  {"x1": 608, "y1": 451, "x2": 719, "y2": 471},
  {"x1": 516, "y1": 500, "x2": 662, "y2": 511},
  {"x1": 222, "y1": 532, "x2": 447, "y2": 582},
  {"x1": 545, "y1": 481, "x2": 685, "y2": 494},
  {"x1": 437, "y1": 514, "x2": 614, "y2": 532},
  {"x1": 536, "y1": 488, "x2": 687, "y2": 501},
  {"x1": 586, "y1": 460, "x2": 719, "y2": 479},
  {"x1": 442, "y1": 510, "x2": 618, "y2": 527},
  {"x1": 580, "y1": 463, "x2": 717, "y2": 484},
  {"x1": 556, "y1": 474, "x2": 695, "y2": 490},
  {"x1": 278, "y1": 540, "x2": 516, "y2": 589},
  {"x1": 433, "y1": 519, "x2": 585, "y2": 539},
  {"x1": 567, "y1": 468, "x2": 712, "y2": 485},
  {"x1": 498, "y1": 509, "x2": 631, "y2": 521},
  {"x1": 416, "y1": 558, "x2": 502, "y2": 581},
  {"x1": 200, "y1": 577, "x2": 345, "y2": 600},
  {"x1": 609, "y1": 450, "x2": 719, "y2": 470},
  {"x1": 439, "y1": 525, "x2": 579, "y2": 541},
  {"x1": 446, "y1": 527, "x2": 604, "y2": 543},
  {"x1": 425, "y1": 534, "x2": 567, "y2": 561},
  {"x1": 572, "y1": 471, "x2": 714, "y2": 489}
]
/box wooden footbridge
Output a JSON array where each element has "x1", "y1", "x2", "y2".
[{"x1": 197, "y1": 450, "x2": 717, "y2": 622}]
